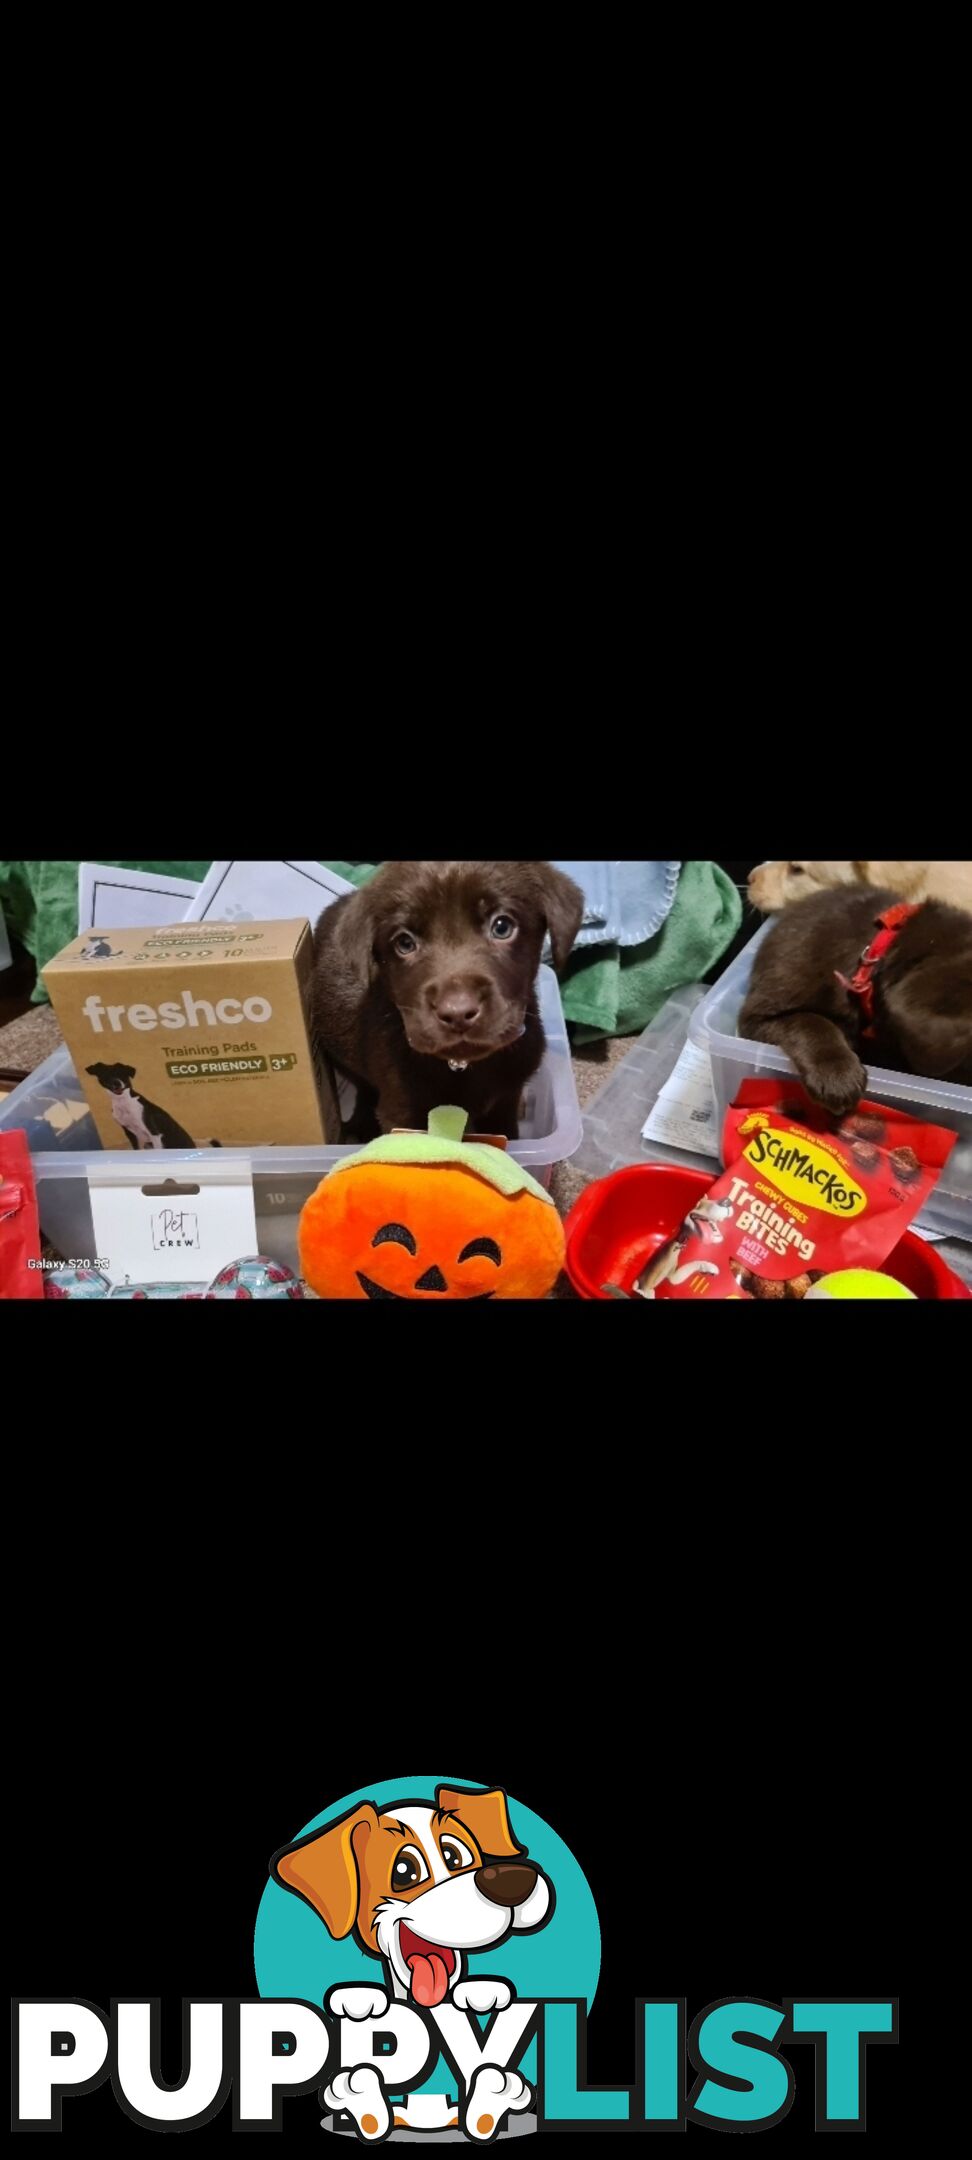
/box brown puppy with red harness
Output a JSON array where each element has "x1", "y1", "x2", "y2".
[{"x1": 740, "y1": 886, "x2": 972, "y2": 1117}]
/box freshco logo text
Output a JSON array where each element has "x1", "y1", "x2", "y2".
[{"x1": 81, "y1": 992, "x2": 273, "y2": 1034}]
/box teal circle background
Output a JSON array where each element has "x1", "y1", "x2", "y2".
[{"x1": 254, "y1": 1775, "x2": 600, "y2": 2096}]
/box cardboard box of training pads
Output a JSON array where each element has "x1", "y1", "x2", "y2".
[{"x1": 43, "y1": 919, "x2": 338, "y2": 1150}]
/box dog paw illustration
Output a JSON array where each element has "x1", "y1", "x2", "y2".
[
  {"x1": 452, "y1": 1980, "x2": 513, "y2": 2013},
  {"x1": 464, "y1": 2065, "x2": 532, "y2": 2141},
  {"x1": 324, "y1": 2065, "x2": 389, "y2": 2141},
  {"x1": 223, "y1": 902, "x2": 254, "y2": 921},
  {"x1": 326, "y1": 1985, "x2": 388, "y2": 2021}
]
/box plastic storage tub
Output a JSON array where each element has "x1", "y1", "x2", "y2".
[
  {"x1": 572, "y1": 984, "x2": 719, "y2": 1182},
  {"x1": 0, "y1": 966, "x2": 582, "y2": 1276},
  {"x1": 697, "y1": 921, "x2": 972, "y2": 1243}
]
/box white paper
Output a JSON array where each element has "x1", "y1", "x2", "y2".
[
  {"x1": 88, "y1": 1162, "x2": 258, "y2": 1286},
  {"x1": 79, "y1": 864, "x2": 202, "y2": 936},
  {"x1": 908, "y1": 1220, "x2": 947, "y2": 1245},
  {"x1": 642, "y1": 1035, "x2": 718, "y2": 1156},
  {"x1": 183, "y1": 860, "x2": 354, "y2": 930}
]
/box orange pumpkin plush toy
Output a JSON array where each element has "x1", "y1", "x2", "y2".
[{"x1": 298, "y1": 1106, "x2": 566, "y2": 1299}]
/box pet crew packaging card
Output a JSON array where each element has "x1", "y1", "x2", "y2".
[
  {"x1": 183, "y1": 860, "x2": 354, "y2": 929},
  {"x1": 87, "y1": 1157, "x2": 258, "y2": 1286},
  {"x1": 78, "y1": 863, "x2": 202, "y2": 934}
]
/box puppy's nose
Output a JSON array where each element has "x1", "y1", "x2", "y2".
[
  {"x1": 435, "y1": 991, "x2": 482, "y2": 1031},
  {"x1": 475, "y1": 1861, "x2": 538, "y2": 1908}
]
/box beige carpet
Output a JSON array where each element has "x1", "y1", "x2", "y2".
[
  {"x1": 550, "y1": 1035, "x2": 635, "y2": 1211},
  {"x1": 0, "y1": 1004, "x2": 62, "y2": 1078},
  {"x1": 549, "y1": 1037, "x2": 638, "y2": 1294}
]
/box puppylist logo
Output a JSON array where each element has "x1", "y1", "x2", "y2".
[{"x1": 11, "y1": 1778, "x2": 899, "y2": 2137}]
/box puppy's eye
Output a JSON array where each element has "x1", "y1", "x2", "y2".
[
  {"x1": 489, "y1": 915, "x2": 516, "y2": 941},
  {"x1": 788, "y1": 864, "x2": 807, "y2": 876},
  {"x1": 440, "y1": 1837, "x2": 473, "y2": 1872},
  {"x1": 392, "y1": 1846, "x2": 428, "y2": 1890},
  {"x1": 393, "y1": 931, "x2": 418, "y2": 956}
]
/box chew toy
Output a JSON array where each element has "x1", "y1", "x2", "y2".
[
  {"x1": 298, "y1": 1106, "x2": 566, "y2": 1299},
  {"x1": 44, "y1": 1257, "x2": 305, "y2": 1299},
  {"x1": 805, "y1": 1271, "x2": 916, "y2": 1301}
]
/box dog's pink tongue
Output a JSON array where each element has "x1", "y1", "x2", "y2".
[{"x1": 408, "y1": 1952, "x2": 450, "y2": 2008}]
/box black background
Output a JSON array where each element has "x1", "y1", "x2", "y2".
[{"x1": 11, "y1": 1494, "x2": 902, "y2": 2143}]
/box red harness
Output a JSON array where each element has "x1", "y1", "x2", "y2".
[{"x1": 834, "y1": 902, "x2": 923, "y2": 1040}]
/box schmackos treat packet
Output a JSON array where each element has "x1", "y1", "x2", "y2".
[{"x1": 655, "y1": 1080, "x2": 957, "y2": 1301}]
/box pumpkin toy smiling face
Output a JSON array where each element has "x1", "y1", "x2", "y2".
[{"x1": 298, "y1": 1107, "x2": 566, "y2": 1300}]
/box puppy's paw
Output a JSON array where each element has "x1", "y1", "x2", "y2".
[
  {"x1": 324, "y1": 2065, "x2": 389, "y2": 2141},
  {"x1": 465, "y1": 2066, "x2": 532, "y2": 2141},
  {"x1": 804, "y1": 1053, "x2": 869, "y2": 1119},
  {"x1": 452, "y1": 1979, "x2": 513, "y2": 2013},
  {"x1": 326, "y1": 1985, "x2": 388, "y2": 2021}
]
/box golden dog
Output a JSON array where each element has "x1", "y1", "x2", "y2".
[{"x1": 748, "y1": 860, "x2": 972, "y2": 915}]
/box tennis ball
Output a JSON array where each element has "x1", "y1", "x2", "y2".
[{"x1": 805, "y1": 1270, "x2": 916, "y2": 1301}]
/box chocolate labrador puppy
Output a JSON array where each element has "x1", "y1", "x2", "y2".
[
  {"x1": 312, "y1": 860, "x2": 585, "y2": 1138},
  {"x1": 740, "y1": 886, "x2": 972, "y2": 1116}
]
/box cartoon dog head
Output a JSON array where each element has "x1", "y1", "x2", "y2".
[
  {"x1": 271, "y1": 1785, "x2": 553, "y2": 2006},
  {"x1": 86, "y1": 1062, "x2": 138, "y2": 1096},
  {"x1": 686, "y1": 1196, "x2": 734, "y2": 1241}
]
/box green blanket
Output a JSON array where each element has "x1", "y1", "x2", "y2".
[
  {"x1": 0, "y1": 862, "x2": 213, "y2": 997},
  {"x1": 557, "y1": 859, "x2": 742, "y2": 1040},
  {"x1": 0, "y1": 858, "x2": 740, "y2": 1039}
]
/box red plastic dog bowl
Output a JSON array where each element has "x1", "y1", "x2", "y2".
[{"x1": 564, "y1": 1165, "x2": 970, "y2": 1301}]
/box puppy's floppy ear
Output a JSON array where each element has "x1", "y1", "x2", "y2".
[
  {"x1": 531, "y1": 864, "x2": 585, "y2": 972},
  {"x1": 330, "y1": 884, "x2": 379, "y2": 989},
  {"x1": 436, "y1": 1785, "x2": 524, "y2": 1859},
  {"x1": 121, "y1": 1066, "x2": 136, "y2": 1080},
  {"x1": 270, "y1": 1801, "x2": 379, "y2": 1938}
]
